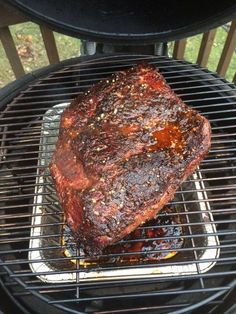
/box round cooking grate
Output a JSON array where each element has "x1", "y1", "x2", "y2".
[{"x1": 0, "y1": 55, "x2": 236, "y2": 314}]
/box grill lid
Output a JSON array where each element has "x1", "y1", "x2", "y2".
[{"x1": 4, "y1": 0, "x2": 236, "y2": 43}]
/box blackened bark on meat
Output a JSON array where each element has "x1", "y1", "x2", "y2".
[{"x1": 50, "y1": 64, "x2": 211, "y2": 256}]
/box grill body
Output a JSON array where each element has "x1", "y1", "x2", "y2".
[{"x1": 0, "y1": 54, "x2": 236, "y2": 314}]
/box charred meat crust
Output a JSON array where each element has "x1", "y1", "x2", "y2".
[{"x1": 50, "y1": 64, "x2": 211, "y2": 256}]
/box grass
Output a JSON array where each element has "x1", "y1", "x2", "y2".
[
  {"x1": 0, "y1": 22, "x2": 80, "y2": 87},
  {"x1": 0, "y1": 22, "x2": 235, "y2": 87},
  {"x1": 183, "y1": 27, "x2": 236, "y2": 81}
]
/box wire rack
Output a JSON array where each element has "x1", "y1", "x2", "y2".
[{"x1": 0, "y1": 55, "x2": 236, "y2": 314}]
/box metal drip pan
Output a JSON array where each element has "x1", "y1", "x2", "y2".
[{"x1": 29, "y1": 103, "x2": 220, "y2": 283}]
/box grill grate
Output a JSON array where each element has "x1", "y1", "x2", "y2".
[{"x1": 1, "y1": 55, "x2": 236, "y2": 314}]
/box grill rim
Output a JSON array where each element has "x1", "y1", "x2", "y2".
[
  {"x1": 1, "y1": 53, "x2": 234, "y2": 111},
  {"x1": 0, "y1": 53, "x2": 236, "y2": 314}
]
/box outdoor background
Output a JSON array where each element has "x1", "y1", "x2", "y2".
[{"x1": 0, "y1": 22, "x2": 236, "y2": 87}]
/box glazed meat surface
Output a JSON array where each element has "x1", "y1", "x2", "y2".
[{"x1": 50, "y1": 64, "x2": 211, "y2": 256}]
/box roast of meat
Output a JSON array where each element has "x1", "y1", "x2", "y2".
[{"x1": 50, "y1": 64, "x2": 211, "y2": 256}]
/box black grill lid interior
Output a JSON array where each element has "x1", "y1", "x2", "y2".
[{"x1": 4, "y1": 0, "x2": 236, "y2": 43}]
